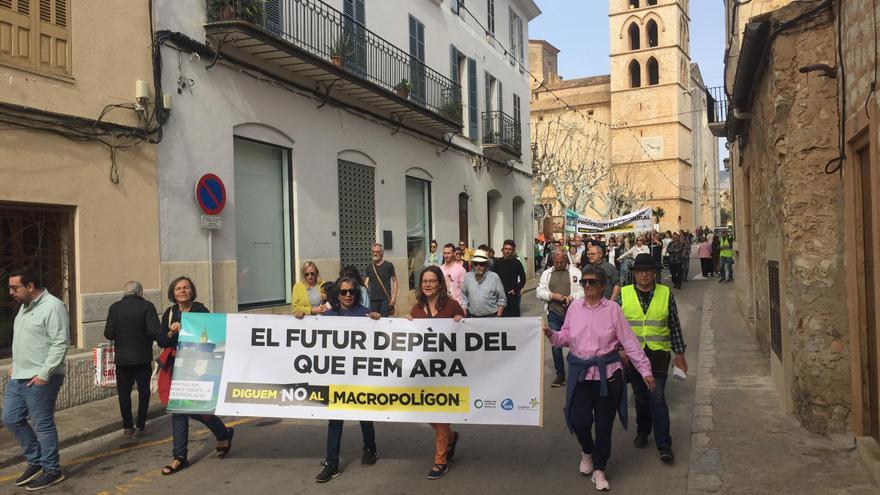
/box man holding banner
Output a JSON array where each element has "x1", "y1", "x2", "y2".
[{"x1": 537, "y1": 248, "x2": 584, "y2": 387}]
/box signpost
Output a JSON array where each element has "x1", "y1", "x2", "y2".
[{"x1": 195, "y1": 174, "x2": 226, "y2": 311}]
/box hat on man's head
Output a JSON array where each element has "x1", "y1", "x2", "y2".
[
  {"x1": 631, "y1": 253, "x2": 660, "y2": 271},
  {"x1": 471, "y1": 249, "x2": 491, "y2": 263}
]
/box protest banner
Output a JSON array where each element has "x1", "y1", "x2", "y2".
[
  {"x1": 575, "y1": 207, "x2": 653, "y2": 235},
  {"x1": 167, "y1": 313, "x2": 543, "y2": 426}
]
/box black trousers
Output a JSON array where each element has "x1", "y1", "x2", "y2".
[
  {"x1": 503, "y1": 294, "x2": 521, "y2": 317},
  {"x1": 569, "y1": 370, "x2": 623, "y2": 472},
  {"x1": 669, "y1": 262, "x2": 683, "y2": 287},
  {"x1": 700, "y1": 258, "x2": 713, "y2": 277},
  {"x1": 115, "y1": 362, "x2": 152, "y2": 429}
]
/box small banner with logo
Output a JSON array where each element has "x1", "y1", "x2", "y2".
[
  {"x1": 166, "y1": 313, "x2": 543, "y2": 426},
  {"x1": 575, "y1": 207, "x2": 654, "y2": 235}
]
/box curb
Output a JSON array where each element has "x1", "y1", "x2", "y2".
[
  {"x1": 686, "y1": 289, "x2": 722, "y2": 494},
  {"x1": 0, "y1": 402, "x2": 166, "y2": 469}
]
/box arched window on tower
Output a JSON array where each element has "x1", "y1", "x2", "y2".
[
  {"x1": 646, "y1": 19, "x2": 659, "y2": 47},
  {"x1": 629, "y1": 60, "x2": 641, "y2": 88},
  {"x1": 629, "y1": 0, "x2": 640, "y2": 9},
  {"x1": 628, "y1": 23, "x2": 641, "y2": 50},
  {"x1": 647, "y1": 57, "x2": 659, "y2": 85}
]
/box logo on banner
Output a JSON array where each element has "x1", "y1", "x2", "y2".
[{"x1": 501, "y1": 398, "x2": 514, "y2": 411}]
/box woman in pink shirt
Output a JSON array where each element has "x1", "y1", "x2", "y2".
[
  {"x1": 697, "y1": 236, "x2": 713, "y2": 278},
  {"x1": 543, "y1": 265, "x2": 655, "y2": 492}
]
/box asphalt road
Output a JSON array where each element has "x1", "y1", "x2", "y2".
[{"x1": 0, "y1": 264, "x2": 704, "y2": 495}]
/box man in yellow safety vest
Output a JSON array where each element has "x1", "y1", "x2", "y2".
[
  {"x1": 718, "y1": 228, "x2": 735, "y2": 283},
  {"x1": 618, "y1": 253, "x2": 688, "y2": 464}
]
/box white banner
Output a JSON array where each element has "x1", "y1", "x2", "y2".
[
  {"x1": 168, "y1": 313, "x2": 543, "y2": 426},
  {"x1": 576, "y1": 207, "x2": 653, "y2": 235}
]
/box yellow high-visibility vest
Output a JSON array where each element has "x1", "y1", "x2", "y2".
[{"x1": 621, "y1": 284, "x2": 671, "y2": 352}]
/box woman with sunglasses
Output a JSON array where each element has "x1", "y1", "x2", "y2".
[
  {"x1": 298, "y1": 277, "x2": 382, "y2": 482},
  {"x1": 291, "y1": 261, "x2": 326, "y2": 315},
  {"x1": 407, "y1": 266, "x2": 465, "y2": 480},
  {"x1": 542, "y1": 265, "x2": 655, "y2": 491}
]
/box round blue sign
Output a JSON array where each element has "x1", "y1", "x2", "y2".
[{"x1": 195, "y1": 173, "x2": 226, "y2": 215}]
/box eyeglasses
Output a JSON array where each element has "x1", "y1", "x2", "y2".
[
  {"x1": 580, "y1": 279, "x2": 602, "y2": 287},
  {"x1": 7, "y1": 285, "x2": 23, "y2": 291},
  {"x1": 421, "y1": 279, "x2": 439, "y2": 285},
  {"x1": 304, "y1": 272, "x2": 317, "y2": 277},
  {"x1": 338, "y1": 289, "x2": 356, "y2": 296}
]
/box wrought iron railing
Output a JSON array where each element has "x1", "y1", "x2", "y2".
[
  {"x1": 206, "y1": 0, "x2": 462, "y2": 121},
  {"x1": 707, "y1": 85, "x2": 728, "y2": 124},
  {"x1": 482, "y1": 110, "x2": 521, "y2": 156}
]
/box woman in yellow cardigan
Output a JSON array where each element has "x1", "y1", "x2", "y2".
[{"x1": 291, "y1": 261, "x2": 327, "y2": 315}]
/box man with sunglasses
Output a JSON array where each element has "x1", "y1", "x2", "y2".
[
  {"x1": 4, "y1": 267, "x2": 69, "y2": 490},
  {"x1": 617, "y1": 254, "x2": 688, "y2": 465},
  {"x1": 459, "y1": 250, "x2": 506, "y2": 318}
]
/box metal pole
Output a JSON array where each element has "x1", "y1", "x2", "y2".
[{"x1": 207, "y1": 229, "x2": 214, "y2": 311}]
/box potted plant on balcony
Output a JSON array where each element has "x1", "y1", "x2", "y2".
[
  {"x1": 207, "y1": 0, "x2": 263, "y2": 23},
  {"x1": 439, "y1": 98, "x2": 463, "y2": 122},
  {"x1": 394, "y1": 79, "x2": 414, "y2": 99},
  {"x1": 329, "y1": 34, "x2": 353, "y2": 68}
]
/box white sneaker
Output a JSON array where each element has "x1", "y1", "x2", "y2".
[
  {"x1": 591, "y1": 470, "x2": 610, "y2": 491},
  {"x1": 579, "y1": 452, "x2": 593, "y2": 475}
]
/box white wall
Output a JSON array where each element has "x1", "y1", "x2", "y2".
[{"x1": 153, "y1": 0, "x2": 537, "y2": 273}]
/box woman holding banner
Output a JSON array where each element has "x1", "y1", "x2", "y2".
[
  {"x1": 407, "y1": 266, "x2": 465, "y2": 480},
  {"x1": 542, "y1": 265, "x2": 655, "y2": 491},
  {"x1": 157, "y1": 276, "x2": 233, "y2": 475},
  {"x1": 299, "y1": 277, "x2": 383, "y2": 483},
  {"x1": 291, "y1": 261, "x2": 326, "y2": 315}
]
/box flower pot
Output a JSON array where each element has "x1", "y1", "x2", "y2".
[
  {"x1": 395, "y1": 88, "x2": 410, "y2": 99},
  {"x1": 219, "y1": 5, "x2": 234, "y2": 20},
  {"x1": 331, "y1": 55, "x2": 344, "y2": 68}
]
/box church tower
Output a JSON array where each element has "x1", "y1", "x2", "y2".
[{"x1": 608, "y1": 0, "x2": 694, "y2": 231}]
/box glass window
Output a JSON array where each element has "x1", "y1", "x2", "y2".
[
  {"x1": 233, "y1": 138, "x2": 292, "y2": 308},
  {"x1": 405, "y1": 177, "x2": 432, "y2": 289}
]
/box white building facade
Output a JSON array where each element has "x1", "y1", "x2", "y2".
[{"x1": 153, "y1": 0, "x2": 540, "y2": 313}]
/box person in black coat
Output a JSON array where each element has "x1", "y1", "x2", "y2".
[
  {"x1": 104, "y1": 281, "x2": 161, "y2": 438},
  {"x1": 156, "y1": 276, "x2": 233, "y2": 475}
]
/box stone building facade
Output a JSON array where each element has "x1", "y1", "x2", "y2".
[
  {"x1": 0, "y1": 1, "x2": 162, "y2": 410},
  {"x1": 723, "y1": 0, "x2": 880, "y2": 459},
  {"x1": 529, "y1": 0, "x2": 719, "y2": 233}
]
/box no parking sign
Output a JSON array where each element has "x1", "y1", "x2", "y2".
[{"x1": 195, "y1": 173, "x2": 227, "y2": 215}]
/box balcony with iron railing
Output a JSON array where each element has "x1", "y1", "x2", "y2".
[
  {"x1": 204, "y1": 0, "x2": 463, "y2": 135},
  {"x1": 707, "y1": 85, "x2": 728, "y2": 137},
  {"x1": 482, "y1": 110, "x2": 521, "y2": 160}
]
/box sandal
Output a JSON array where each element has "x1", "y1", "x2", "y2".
[
  {"x1": 161, "y1": 457, "x2": 189, "y2": 475},
  {"x1": 426, "y1": 463, "x2": 448, "y2": 480},
  {"x1": 216, "y1": 427, "x2": 234, "y2": 458}
]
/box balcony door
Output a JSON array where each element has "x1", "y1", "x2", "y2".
[
  {"x1": 343, "y1": 0, "x2": 366, "y2": 75},
  {"x1": 409, "y1": 15, "x2": 426, "y2": 105}
]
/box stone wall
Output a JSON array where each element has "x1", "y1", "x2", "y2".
[
  {"x1": 0, "y1": 352, "x2": 116, "y2": 416},
  {"x1": 732, "y1": 4, "x2": 851, "y2": 433}
]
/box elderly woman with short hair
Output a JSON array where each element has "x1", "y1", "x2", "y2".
[{"x1": 543, "y1": 265, "x2": 655, "y2": 491}]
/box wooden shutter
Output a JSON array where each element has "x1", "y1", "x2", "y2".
[
  {"x1": 507, "y1": 7, "x2": 515, "y2": 65},
  {"x1": 0, "y1": 0, "x2": 69, "y2": 75},
  {"x1": 497, "y1": 80, "x2": 502, "y2": 114},
  {"x1": 36, "y1": 0, "x2": 69, "y2": 75},
  {"x1": 517, "y1": 15, "x2": 524, "y2": 68},
  {"x1": 0, "y1": 0, "x2": 33, "y2": 69},
  {"x1": 467, "y1": 57, "x2": 477, "y2": 140}
]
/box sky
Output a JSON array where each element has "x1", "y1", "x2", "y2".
[{"x1": 529, "y1": 0, "x2": 726, "y2": 85}]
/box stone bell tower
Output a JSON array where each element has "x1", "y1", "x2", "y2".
[{"x1": 608, "y1": 0, "x2": 694, "y2": 231}]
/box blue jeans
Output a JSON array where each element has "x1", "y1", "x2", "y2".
[
  {"x1": 2, "y1": 374, "x2": 64, "y2": 473},
  {"x1": 719, "y1": 257, "x2": 734, "y2": 281},
  {"x1": 171, "y1": 413, "x2": 230, "y2": 459},
  {"x1": 325, "y1": 419, "x2": 376, "y2": 468},
  {"x1": 547, "y1": 311, "x2": 566, "y2": 377},
  {"x1": 626, "y1": 366, "x2": 671, "y2": 449},
  {"x1": 369, "y1": 299, "x2": 391, "y2": 317}
]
